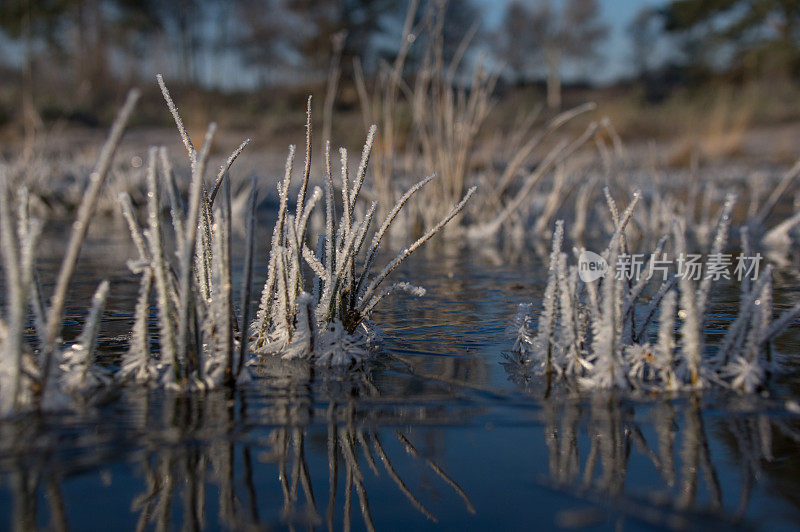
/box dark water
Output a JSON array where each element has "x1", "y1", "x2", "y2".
[{"x1": 2, "y1": 219, "x2": 800, "y2": 531}]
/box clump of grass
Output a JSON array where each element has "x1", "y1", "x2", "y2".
[
  {"x1": 114, "y1": 77, "x2": 473, "y2": 389},
  {"x1": 250, "y1": 98, "x2": 476, "y2": 367},
  {"x1": 507, "y1": 189, "x2": 799, "y2": 393},
  {"x1": 116, "y1": 76, "x2": 257, "y2": 390},
  {"x1": 352, "y1": 0, "x2": 600, "y2": 242}
]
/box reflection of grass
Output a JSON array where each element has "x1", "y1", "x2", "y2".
[
  {"x1": 536, "y1": 393, "x2": 778, "y2": 528},
  {"x1": 0, "y1": 369, "x2": 477, "y2": 530}
]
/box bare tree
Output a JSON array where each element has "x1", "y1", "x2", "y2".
[{"x1": 496, "y1": 0, "x2": 608, "y2": 110}]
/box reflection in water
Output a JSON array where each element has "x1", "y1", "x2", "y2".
[
  {"x1": 536, "y1": 391, "x2": 784, "y2": 528},
  {"x1": 3, "y1": 227, "x2": 800, "y2": 529},
  {"x1": 0, "y1": 362, "x2": 478, "y2": 531},
  {"x1": 2, "y1": 367, "x2": 798, "y2": 529}
]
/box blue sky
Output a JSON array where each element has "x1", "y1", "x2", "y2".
[{"x1": 479, "y1": 0, "x2": 666, "y2": 84}]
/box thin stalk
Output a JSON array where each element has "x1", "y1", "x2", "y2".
[
  {"x1": 209, "y1": 138, "x2": 251, "y2": 206},
  {"x1": 236, "y1": 178, "x2": 258, "y2": 380},
  {"x1": 39, "y1": 90, "x2": 139, "y2": 402},
  {"x1": 177, "y1": 123, "x2": 216, "y2": 379}
]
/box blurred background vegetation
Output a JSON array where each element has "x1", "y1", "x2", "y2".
[{"x1": 1, "y1": 0, "x2": 800, "y2": 165}]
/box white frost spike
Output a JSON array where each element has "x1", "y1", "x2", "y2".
[
  {"x1": 0, "y1": 173, "x2": 24, "y2": 414},
  {"x1": 62, "y1": 281, "x2": 109, "y2": 366},
  {"x1": 61, "y1": 280, "x2": 112, "y2": 393},
  {"x1": 535, "y1": 221, "x2": 564, "y2": 364},
  {"x1": 588, "y1": 233, "x2": 626, "y2": 389},
  {"x1": 294, "y1": 96, "x2": 313, "y2": 236},
  {"x1": 119, "y1": 269, "x2": 157, "y2": 383},
  {"x1": 508, "y1": 303, "x2": 534, "y2": 355},
  {"x1": 656, "y1": 290, "x2": 678, "y2": 390},
  {"x1": 144, "y1": 149, "x2": 177, "y2": 378},
  {"x1": 349, "y1": 125, "x2": 377, "y2": 209},
  {"x1": 118, "y1": 192, "x2": 149, "y2": 263},
  {"x1": 1, "y1": 185, "x2": 42, "y2": 413},
  {"x1": 672, "y1": 220, "x2": 703, "y2": 388},
  {"x1": 696, "y1": 193, "x2": 736, "y2": 324},
  {"x1": 255, "y1": 145, "x2": 296, "y2": 342},
  {"x1": 158, "y1": 74, "x2": 196, "y2": 166},
  {"x1": 202, "y1": 215, "x2": 233, "y2": 388},
  {"x1": 726, "y1": 271, "x2": 772, "y2": 392},
  {"x1": 210, "y1": 138, "x2": 251, "y2": 205},
  {"x1": 556, "y1": 253, "x2": 579, "y2": 375},
  {"x1": 176, "y1": 122, "x2": 216, "y2": 370},
  {"x1": 158, "y1": 147, "x2": 185, "y2": 247}
]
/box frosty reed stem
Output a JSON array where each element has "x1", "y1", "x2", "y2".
[{"x1": 39, "y1": 89, "x2": 139, "y2": 404}]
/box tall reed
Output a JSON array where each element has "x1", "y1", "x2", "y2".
[{"x1": 352, "y1": 0, "x2": 599, "y2": 241}]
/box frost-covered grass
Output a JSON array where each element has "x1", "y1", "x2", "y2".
[
  {"x1": 248, "y1": 99, "x2": 475, "y2": 368},
  {"x1": 119, "y1": 78, "x2": 473, "y2": 387},
  {"x1": 3, "y1": 70, "x2": 800, "y2": 419},
  {"x1": 506, "y1": 189, "x2": 800, "y2": 394},
  {"x1": 0, "y1": 90, "x2": 140, "y2": 414},
  {"x1": 0, "y1": 76, "x2": 475, "y2": 414}
]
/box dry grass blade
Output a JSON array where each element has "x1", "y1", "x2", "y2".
[
  {"x1": 177, "y1": 123, "x2": 216, "y2": 379},
  {"x1": 237, "y1": 178, "x2": 258, "y2": 380},
  {"x1": 209, "y1": 138, "x2": 251, "y2": 205},
  {"x1": 39, "y1": 89, "x2": 139, "y2": 403},
  {"x1": 359, "y1": 186, "x2": 476, "y2": 319}
]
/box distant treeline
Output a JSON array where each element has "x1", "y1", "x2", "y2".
[{"x1": 1, "y1": 0, "x2": 799, "y2": 130}]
